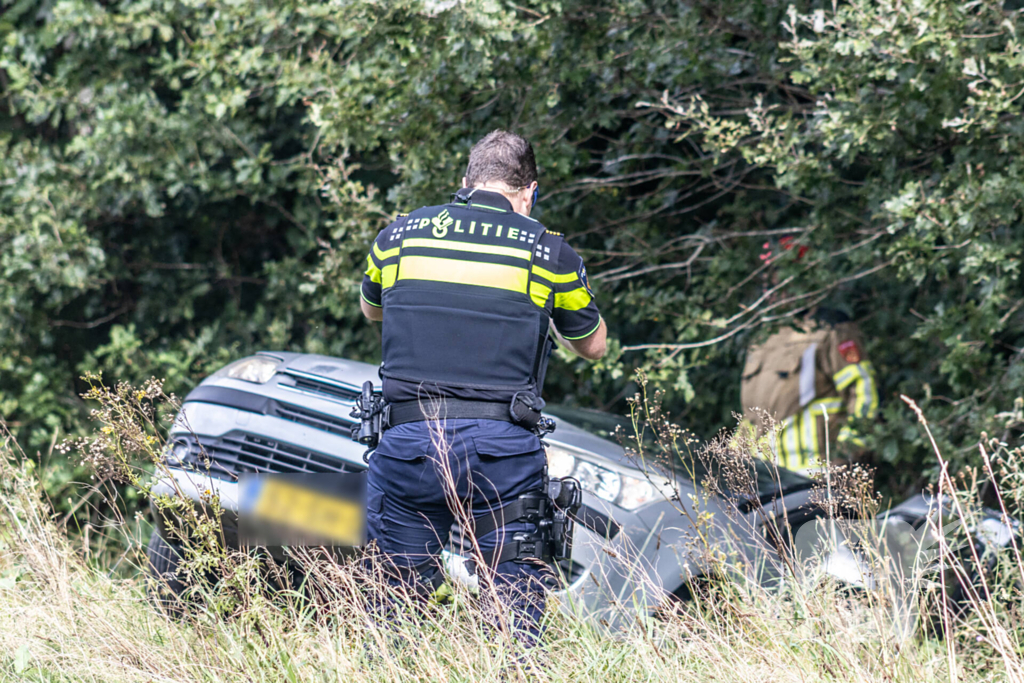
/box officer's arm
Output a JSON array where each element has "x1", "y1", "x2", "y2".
[
  {"x1": 554, "y1": 318, "x2": 607, "y2": 360},
  {"x1": 361, "y1": 299, "x2": 383, "y2": 321},
  {"x1": 361, "y1": 230, "x2": 390, "y2": 321},
  {"x1": 547, "y1": 244, "x2": 606, "y2": 360}
]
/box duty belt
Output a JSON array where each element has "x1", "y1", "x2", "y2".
[
  {"x1": 385, "y1": 399, "x2": 512, "y2": 426},
  {"x1": 383, "y1": 394, "x2": 554, "y2": 435}
]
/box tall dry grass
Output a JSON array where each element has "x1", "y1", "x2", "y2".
[{"x1": 0, "y1": 379, "x2": 1021, "y2": 681}]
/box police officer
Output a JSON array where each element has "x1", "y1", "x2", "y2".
[
  {"x1": 739, "y1": 239, "x2": 880, "y2": 473},
  {"x1": 359, "y1": 130, "x2": 607, "y2": 642}
]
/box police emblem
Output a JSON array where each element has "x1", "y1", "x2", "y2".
[{"x1": 579, "y1": 262, "x2": 593, "y2": 295}]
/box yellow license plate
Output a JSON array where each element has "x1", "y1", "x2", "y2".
[{"x1": 251, "y1": 478, "x2": 364, "y2": 547}]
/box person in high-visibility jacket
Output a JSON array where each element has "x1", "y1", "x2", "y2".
[{"x1": 740, "y1": 308, "x2": 880, "y2": 473}]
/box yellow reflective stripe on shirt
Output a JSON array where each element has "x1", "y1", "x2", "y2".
[
  {"x1": 397, "y1": 255, "x2": 528, "y2": 292},
  {"x1": 554, "y1": 287, "x2": 593, "y2": 312},
  {"x1": 563, "y1": 317, "x2": 602, "y2": 340},
  {"x1": 532, "y1": 264, "x2": 580, "y2": 284},
  {"x1": 360, "y1": 291, "x2": 382, "y2": 308},
  {"x1": 381, "y1": 264, "x2": 398, "y2": 289},
  {"x1": 402, "y1": 237, "x2": 532, "y2": 261},
  {"x1": 852, "y1": 361, "x2": 879, "y2": 419},
  {"x1": 365, "y1": 253, "x2": 382, "y2": 283},
  {"x1": 791, "y1": 398, "x2": 845, "y2": 468},
  {"x1": 373, "y1": 242, "x2": 400, "y2": 262},
  {"x1": 529, "y1": 281, "x2": 551, "y2": 308}
]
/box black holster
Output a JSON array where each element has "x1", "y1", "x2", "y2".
[{"x1": 466, "y1": 477, "x2": 582, "y2": 574}]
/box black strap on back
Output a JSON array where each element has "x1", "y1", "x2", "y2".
[
  {"x1": 471, "y1": 496, "x2": 547, "y2": 538},
  {"x1": 468, "y1": 536, "x2": 545, "y2": 573},
  {"x1": 471, "y1": 498, "x2": 620, "y2": 541}
]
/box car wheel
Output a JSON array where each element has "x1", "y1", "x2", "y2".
[{"x1": 146, "y1": 533, "x2": 191, "y2": 613}]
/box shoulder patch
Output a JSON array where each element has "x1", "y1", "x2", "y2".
[{"x1": 579, "y1": 262, "x2": 593, "y2": 295}]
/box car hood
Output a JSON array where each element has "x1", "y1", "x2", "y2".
[{"x1": 217, "y1": 351, "x2": 382, "y2": 391}]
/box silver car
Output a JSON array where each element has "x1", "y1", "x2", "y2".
[{"x1": 148, "y1": 351, "x2": 836, "y2": 622}]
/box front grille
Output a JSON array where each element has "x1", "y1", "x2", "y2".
[
  {"x1": 289, "y1": 376, "x2": 360, "y2": 402},
  {"x1": 176, "y1": 433, "x2": 356, "y2": 480},
  {"x1": 273, "y1": 402, "x2": 353, "y2": 437}
]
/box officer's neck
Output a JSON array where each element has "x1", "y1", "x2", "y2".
[{"x1": 467, "y1": 183, "x2": 531, "y2": 217}]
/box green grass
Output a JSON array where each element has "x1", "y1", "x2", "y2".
[
  {"x1": 0, "y1": 452, "x2": 1017, "y2": 682},
  {"x1": 2, "y1": 384, "x2": 1022, "y2": 682}
]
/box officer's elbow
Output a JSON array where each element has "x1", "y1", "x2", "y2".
[
  {"x1": 567, "y1": 320, "x2": 607, "y2": 360},
  {"x1": 577, "y1": 339, "x2": 607, "y2": 361}
]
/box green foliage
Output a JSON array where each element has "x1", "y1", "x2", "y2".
[
  {"x1": 0, "y1": 0, "x2": 1021, "y2": 505},
  {"x1": 650, "y1": 0, "x2": 1024, "y2": 484}
]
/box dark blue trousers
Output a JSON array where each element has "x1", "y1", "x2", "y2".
[{"x1": 366, "y1": 419, "x2": 548, "y2": 643}]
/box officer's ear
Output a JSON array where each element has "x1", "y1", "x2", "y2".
[{"x1": 462, "y1": 176, "x2": 469, "y2": 188}]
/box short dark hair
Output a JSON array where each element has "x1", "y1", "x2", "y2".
[{"x1": 464, "y1": 130, "x2": 537, "y2": 189}]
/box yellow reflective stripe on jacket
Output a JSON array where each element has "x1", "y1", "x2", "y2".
[
  {"x1": 837, "y1": 424, "x2": 866, "y2": 447},
  {"x1": 852, "y1": 361, "x2": 879, "y2": 419},
  {"x1": 402, "y1": 237, "x2": 532, "y2": 261},
  {"x1": 809, "y1": 398, "x2": 843, "y2": 417},
  {"x1": 532, "y1": 264, "x2": 580, "y2": 284},
  {"x1": 799, "y1": 398, "x2": 844, "y2": 467},
  {"x1": 373, "y1": 242, "x2": 400, "y2": 262},
  {"x1": 554, "y1": 287, "x2": 593, "y2": 312},
  {"x1": 833, "y1": 364, "x2": 859, "y2": 391},
  {"x1": 365, "y1": 254, "x2": 381, "y2": 283},
  {"x1": 778, "y1": 416, "x2": 804, "y2": 470},
  {"x1": 833, "y1": 361, "x2": 879, "y2": 419},
  {"x1": 801, "y1": 406, "x2": 818, "y2": 468},
  {"x1": 766, "y1": 397, "x2": 854, "y2": 472},
  {"x1": 397, "y1": 255, "x2": 528, "y2": 293}
]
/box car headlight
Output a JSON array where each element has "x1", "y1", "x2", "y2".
[
  {"x1": 575, "y1": 461, "x2": 622, "y2": 502},
  {"x1": 162, "y1": 439, "x2": 192, "y2": 466},
  {"x1": 978, "y1": 518, "x2": 1015, "y2": 547},
  {"x1": 217, "y1": 357, "x2": 281, "y2": 384},
  {"x1": 545, "y1": 443, "x2": 675, "y2": 511}
]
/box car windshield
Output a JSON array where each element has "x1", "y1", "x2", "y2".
[{"x1": 545, "y1": 404, "x2": 813, "y2": 501}]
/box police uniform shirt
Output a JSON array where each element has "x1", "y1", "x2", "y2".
[{"x1": 361, "y1": 189, "x2": 601, "y2": 402}]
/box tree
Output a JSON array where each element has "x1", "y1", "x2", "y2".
[{"x1": 1, "y1": 0, "x2": 1020, "y2": 505}]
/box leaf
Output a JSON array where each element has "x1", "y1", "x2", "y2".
[{"x1": 14, "y1": 645, "x2": 30, "y2": 674}]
